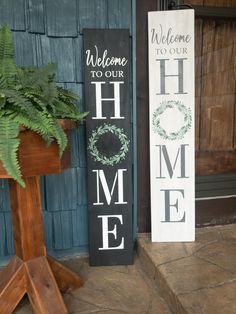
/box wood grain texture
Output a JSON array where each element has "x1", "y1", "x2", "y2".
[
  {"x1": 199, "y1": 19, "x2": 236, "y2": 152},
  {"x1": 136, "y1": 0, "x2": 157, "y2": 232},
  {"x1": 78, "y1": 0, "x2": 108, "y2": 32},
  {"x1": 0, "y1": 140, "x2": 83, "y2": 312},
  {"x1": 0, "y1": 128, "x2": 72, "y2": 179},
  {"x1": 0, "y1": 0, "x2": 25, "y2": 31},
  {"x1": 108, "y1": 0, "x2": 132, "y2": 31},
  {"x1": 28, "y1": 0, "x2": 45, "y2": 34},
  {"x1": 47, "y1": 256, "x2": 83, "y2": 292},
  {"x1": 204, "y1": 0, "x2": 236, "y2": 7},
  {"x1": 26, "y1": 256, "x2": 68, "y2": 314},
  {"x1": 195, "y1": 18, "x2": 203, "y2": 151},
  {"x1": 9, "y1": 177, "x2": 46, "y2": 261},
  {"x1": 73, "y1": 37, "x2": 83, "y2": 83},
  {"x1": 0, "y1": 256, "x2": 26, "y2": 313},
  {"x1": 196, "y1": 151, "x2": 236, "y2": 175},
  {"x1": 50, "y1": 37, "x2": 75, "y2": 82},
  {"x1": 13, "y1": 31, "x2": 37, "y2": 67},
  {"x1": 45, "y1": 0, "x2": 77, "y2": 37},
  {"x1": 196, "y1": 197, "x2": 236, "y2": 227}
]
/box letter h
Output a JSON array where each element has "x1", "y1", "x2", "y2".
[
  {"x1": 156, "y1": 58, "x2": 187, "y2": 95},
  {"x1": 91, "y1": 81, "x2": 124, "y2": 119}
]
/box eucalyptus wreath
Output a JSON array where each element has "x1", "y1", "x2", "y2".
[
  {"x1": 152, "y1": 100, "x2": 192, "y2": 140},
  {"x1": 88, "y1": 123, "x2": 130, "y2": 166}
]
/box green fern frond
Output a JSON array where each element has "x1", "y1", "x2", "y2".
[
  {"x1": 10, "y1": 110, "x2": 55, "y2": 145},
  {"x1": 17, "y1": 63, "x2": 57, "y2": 89},
  {"x1": 1, "y1": 88, "x2": 38, "y2": 116},
  {"x1": 0, "y1": 25, "x2": 17, "y2": 79},
  {"x1": 57, "y1": 86, "x2": 80, "y2": 102},
  {"x1": 51, "y1": 121, "x2": 68, "y2": 157},
  {"x1": 41, "y1": 81, "x2": 58, "y2": 103},
  {"x1": 0, "y1": 116, "x2": 24, "y2": 187},
  {"x1": 0, "y1": 24, "x2": 88, "y2": 186},
  {"x1": 0, "y1": 74, "x2": 6, "y2": 88}
]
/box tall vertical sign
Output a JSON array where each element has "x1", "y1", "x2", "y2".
[
  {"x1": 148, "y1": 10, "x2": 195, "y2": 242},
  {"x1": 84, "y1": 29, "x2": 133, "y2": 265}
]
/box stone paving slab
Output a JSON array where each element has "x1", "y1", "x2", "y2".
[
  {"x1": 13, "y1": 257, "x2": 171, "y2": 314},
  {"x1": 137, "y1": 224, "x2": 236, "y2": 314}
]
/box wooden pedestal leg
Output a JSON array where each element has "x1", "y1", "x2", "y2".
[
  {"x1": 0, "y1": 256, "x2": 25, "y2": 313},
  {"x1": 0, "y1": 176, "x2": 83, "y2": 313},
  {"x1": 25, "y1": 256, "x2": 68, "y2": 314},
  {"x1": 9, "y1": 176, "x2": 46, "y2": 261},
  {"x1": 47, "y1": 256, "x2": 84, "y2": 292}
]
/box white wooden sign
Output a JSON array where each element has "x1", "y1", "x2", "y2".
[{"x1": 148, "y1": 10, "x2": 195, "y2": 242}]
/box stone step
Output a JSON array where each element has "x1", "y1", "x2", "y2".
[{"x1": 137, "y1": 224, "x2": 236, "y2": 314}]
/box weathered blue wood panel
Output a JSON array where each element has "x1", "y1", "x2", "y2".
[
  {"x1": 13, "y1": 32, "x2": 37, "y2": 66},
  {"x1": 4, "y1": 212, "x2": 14, "y2": 255},
  {"x1": 45, "y1": 169, "x2": 78, "y2": 212},
  {"x1": 0, "y1": 0, "x2": 25, "y2": 30},
  {"x1": 72, "y1": 206, "x2": 88, "y2": 246},
  {"x1": 0, "y1": 212, "x2": 14, "y2": 256},
  {"x1": 0, "y1": 180, "x2": 10, "y2": 212},
  {"x1": 76, "y1": 167, "x2": 87, "y2": 206},
  {"x1": 37, "y1": 36, "x2": 76, "y2": 81},
  {"x1": 64, "y1": 83, "x2": 83, "y2": 111},
  {"x1": 78, "y1": 0, "x2": 108, "y2": 32},
  {"x1": 53, "y1": 211, "x2": 73, "y2": 249},
  {"x1": 73, "y1": 36, "x2": 83, "y2": 83},
  {"x1": 64, "y1": 83, "x2": 85, "y2": 168},
  {"x1": 50, "y1": 37, "x2": 75, "y2": 82},
  {"x1": 36, "y1": 34, "x2": 51, "y2": 66},
  {"x1": 0, "y1": 213, "x2": 6, "y2": 256},
  {"x1": 70, "y1": 126, "x2": 87, "y2": 169},
  {"x1": 108, "y1": 0, "x2": 132, "y2": 31},
  {"x1": 45, "y1": 0, "x2": 78, "y2": 37},
  {"x1": 43, "y1": 211, "x2": 53, "y2": 249},
  {"x1": 28, "y1": 0, "x2": 45, "y2": 34}
]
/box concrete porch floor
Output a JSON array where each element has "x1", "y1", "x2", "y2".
[
  {"x1": 137, "y1": 224, "x2": 236, "y2": 314},
  {"x1": 12, "y1": 224, "x2": 236, "y2": 313},
  {"x1": 13, "y1": 256, "x2": 171, "y2": 313}
]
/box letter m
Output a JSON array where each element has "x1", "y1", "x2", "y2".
[
  {"x1": 156, "y1": 144, "x2": 189, "y2": 179},
  {"x1": 93, "y1": 169, "x2": 127, "y2": 205}
]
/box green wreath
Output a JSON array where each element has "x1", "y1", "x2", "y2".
[
  {"x1": 152, "y1": 100, "x2": 192, "y2": 140},
  {"x1": 88, "y1": 123, "x2": 130, "y2": 166}
]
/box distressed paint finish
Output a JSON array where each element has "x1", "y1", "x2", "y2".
[
  {"x1": 13, "y1": 32, "x2": 37, "y2": 67},
  {"x1": 108, "y1": 0, "x2": 132, "y2": 31},
  {"x1": 50, "y1": 37, "x2": 75, "y2": 82},
  {"x1": 0, "y1": 0, "x2": 133, "y2": 261},
  {"x1": 78, "y1": 0, "x2": 108, "y2": 32},
  {"x1": 148, "y1": 10, "x2": 195, "y2": 242},
  {"x1": 0, "y1": 0, "x2": 25, "y2": 30},
  {"x1": 28, "y1": 0, "x2": 45, "y2": 34},
  {"x1": 45, "y1": 0, "x2": 78, "y2": 37}
]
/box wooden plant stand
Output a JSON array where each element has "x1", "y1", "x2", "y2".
[{"x1": 0, "y1": 123, "x2": 83, "y2": 313}]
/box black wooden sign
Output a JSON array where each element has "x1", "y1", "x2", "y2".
[{"x1": 84, "y1": 29, "x2": 133, "y2": 266}]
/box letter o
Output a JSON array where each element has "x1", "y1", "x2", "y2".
[
  {"x1": 96, "y1": 71, "x2": 103, "y2": 78},
  {"x1": 105, "y1": 71, "x2": 112, "y2": 78}
]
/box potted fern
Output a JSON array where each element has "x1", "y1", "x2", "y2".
[{"x1": 0, "y1": 24, "x2": 87, "y2": 187}]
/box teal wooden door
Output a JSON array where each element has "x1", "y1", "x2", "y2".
[{"x1": 0, "y1": 0, "x2": 135, "y2": 263}]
